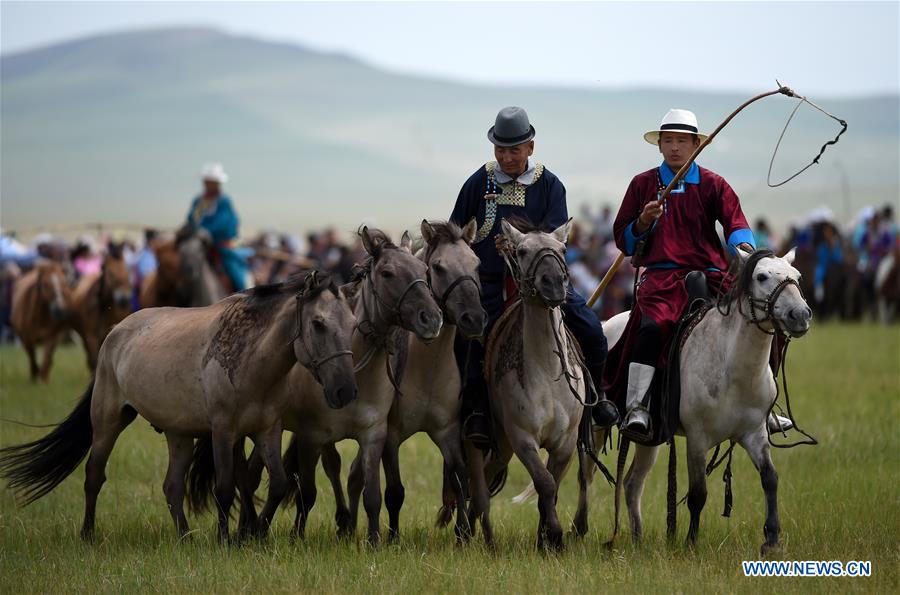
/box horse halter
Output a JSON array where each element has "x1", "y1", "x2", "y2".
[
  {"x1": 368, "y1": 271, "x2": 429, "y2": 322},
  {"x1": 746, "y1": 276, "x2": 803, "y2": 336},
  {"x1": 508, "y1": 245, "x2": 568, "y2": 308},
  {"x1": 291, "y1": 292, "x2": 353, "y2": 384}
]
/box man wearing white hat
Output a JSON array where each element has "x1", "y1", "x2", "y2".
[
  {"x1": 450, "y1": 106, "x2": 620, "y2": 448},
  {"x1": 604, "y1": 109, "x2": 758, "y2": 442},
  {"x1": 184, "y1": 162, "x2": 248, "y2": 292}
]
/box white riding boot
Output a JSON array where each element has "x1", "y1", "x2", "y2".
[
  {"x1": 767, "y1": 413, "x2": 794, "y2": 433},
  {"x1": 621, "y1": 362, "x2": 655, "y2": 437}
]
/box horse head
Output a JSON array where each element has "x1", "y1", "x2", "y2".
[
  {"x1": 100, "y1": 250, "x2": 132, "y2": 313},
  {"x1": 420, "y1": 218, "x2": 485, "y2": 340},
  {"x1": 736, "y1": 247, "x2": 812, "y2": 338},
  {"x1": 291, "y1": 270, "x2": 358, "y2": 409},
  {"x1": 35, "y1": 260, "x2": 72, "y2": 322},
  {"x1": 500, "y1": 218, "x2": 572, "y2": 309},
  {"x1": 359, "y1": 226, "x2": 442, "y2": 341}
]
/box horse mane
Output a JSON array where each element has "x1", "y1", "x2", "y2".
[
  {"x1": 348, "y1": 227, "x2": 397, "y2": 288},
  {"x1": 720, "y1": 249, "x2": 776, "y2": 307},
  {"x1": 239, "y1": 270, "x2": 338, "y2": 318},
  {"x1": 424, "y1": 220, "x2": 465, "y2": 260},
  {"x1": 505, "y1": 215, "x2": 546, "y2": 234}
]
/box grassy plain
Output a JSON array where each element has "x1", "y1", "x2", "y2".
[{"x1": 1, "y1": 323, "x2": 897, "y2": 593}]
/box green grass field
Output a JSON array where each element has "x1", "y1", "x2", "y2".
[{"x1": 1, "y1": 324, "x2": 898, "y2": 593}]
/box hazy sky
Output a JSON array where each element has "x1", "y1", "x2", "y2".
[{"x1": 2, "y1": 1, "x2": 898, "y2": 97}]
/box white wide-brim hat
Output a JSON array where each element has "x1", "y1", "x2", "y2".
[
  {"x1": 201, "y1": 162, "x2": 228, "y2": 184},
  {"x1": 644, "y1": 108, "x2": 709, "y2": 145}
]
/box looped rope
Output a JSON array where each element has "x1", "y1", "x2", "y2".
[{"x1": 767, "y1": 82, "x2": 848, "y2": 187}]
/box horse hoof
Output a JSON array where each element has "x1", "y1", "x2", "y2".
[{"x1": 760, "y1": 541, "x2": 781, "y2": 557}]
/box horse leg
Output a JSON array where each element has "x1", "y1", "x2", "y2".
[
  {"x1": 320, "y1": 443, "x2": 352, "y2": 537},
  {"x1": 359, "y1": 431, "x2": 387, "y2": 546},
  {"x1": 236, "y1": 443, "x2": 262, "y2": 540},
  {"x1": 382, "y1": 433, "x2": 405, "y2": 544},
  {"x1": 346, "y1": 449, "x2": 364, "y2": 538},
  {"x1": 739, "y1": 428, "x2": 781, "y2": 555},
  {"x1": 624, "y1": 444, "x2": 660, "y2": 542},
  {"x1": 210, "y1": 431, "x2": 237, "y2": 544},
  {"x1": 685, "y1": 437, "x2": 709, "y2": 547},
  {"x1": 162, "y1": 433, "x2": 194, "y2": 538},
  {"x1": 573, "y1": 428, "x2": 606, "y2": 537},
  {"x1": 81, "y1": 399, "x2": 136, "y2": 541},
  {"x1": 433, "y1": 428, "x2": 472, "y2": 544},
  {"x1": 514, "y1": 438, "x2": 564, "y2": 551},
  {"x1": 463, "y1": 441, "x2": 492, "y2": 546},
  {"x1": 23, "y1": 340, "x2": 39, "y2": 383},
  {"x1": 252, "y1": 425, "x2": 288, "y2": 538},
  {"x1": 543, "y1": 440, "x2": 577, "y2": 551},
  {"x1": 38, "y1": 332, "x2": 61, "y2": 382},
  {"x1": 289, "y1": 442, "x2": 320, "y2": 541}
]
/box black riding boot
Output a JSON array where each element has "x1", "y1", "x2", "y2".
[
  {"x1": 462, "y1": 380, "x2": 491, "y2": 450},
  {"x1": 587, "y1": 361, "x2": 620, "y2": 428}
]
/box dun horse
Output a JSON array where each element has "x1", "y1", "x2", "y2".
[
  {"x1": 71, "y1": 248, "x2": 133, "y2": 370},
  {"x1": 0, "y1": 271, "x2": 358, "y2": 542},
  {"x1": 571, "y1": 248, "x2": 811, "y2": 555},
  {"x1": 10, "y1": 259, "x2": 73, "y2": 382},
  {"x1": 139, "y1": 230, "x2": 228, "y2": 308},
  {"x1": 189, "y1": 227, "x2": 444, "y2": 546},
  {"x1": 321, "y1": 219, "x2": 484, "y2": 543},
  {"x1": 465, "y1": 218, "x2": 588, "y2": 550}
]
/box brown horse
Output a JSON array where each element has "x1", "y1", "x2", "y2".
[
  {"x1": 71, "y1": 250, "x2": 133, "y2": 370},
  {"x1": 139, "y1": 238, "x2": 184, "y2": 308},
  {"x1": 10, "y1": 260, "x2": 73, "y2": 382}
]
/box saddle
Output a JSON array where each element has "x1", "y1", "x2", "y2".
[
  {"x1": 206, "y1": 248, "x2": 236, "y2": 294},
  {"x1": 637, "y1": 271, "x2": 712, "y2": 446}
]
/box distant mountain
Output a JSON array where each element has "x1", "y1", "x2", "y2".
[{"x1": 2, "y1": 27, "x2": 897, "y2": 239}]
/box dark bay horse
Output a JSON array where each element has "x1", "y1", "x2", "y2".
[
  {"x1": 71, "y1": 249, "x2": 133, "y2": 370},
  {"x1": 10, "y1": 259, "x2": 73, "y2": 382},
  {"x1": 0, "y1": 271, "x2": 357, "y2": 542}
]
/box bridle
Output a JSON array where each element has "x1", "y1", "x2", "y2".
[
  {"x1": 290, "y1": 289, "x2": 354, "y2": 384},
  {"x1": 503, "y1": 244, "x2": 568, "y2": 308},
  {"x1": 746, "y1": 276, "x2": 803, "y2": 336}
]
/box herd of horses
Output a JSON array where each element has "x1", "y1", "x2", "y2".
[{"x1": 0, "y1": 219, "x2": 812, "y2": 555}]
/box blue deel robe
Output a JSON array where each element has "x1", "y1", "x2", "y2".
[{"x1": 186, "y1": 194, "x2": 248, "y2": 291}]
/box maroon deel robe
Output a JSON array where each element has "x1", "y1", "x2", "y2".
[{"x1": 602, "y1": 165, "x2": 751, "y2": 408}]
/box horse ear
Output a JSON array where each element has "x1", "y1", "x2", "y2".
[
  {"x1": 551, "y1": 218, "x2": 573, "y2": 245},
  {"x1": 735, "y1": 245, "x2": 752, "y2": 263},
  {"x1": 360, "y1": 226, "x2": 377, "y2": 257},
  {"x1": 783, "y1": 247, "x2": 797, "y2": 265},
  {"x1": 400, "y1": 230, "x2": 412, "y2": 252},
  {"x1": 462, "y1": 218, "x2": 478, "y2": 245},
  {"x1": 421, "y1": 220, "x2": 435, "y2": 245},
  {"x1": 500, "y1": 219, "x2": 525, "y2": 247},
  {"x1": 304, "y1": 270, "x2": 319, "y2": 293}
]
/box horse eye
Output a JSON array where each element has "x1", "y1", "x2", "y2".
[
  {"x1": 380, "y1": 269, "x2": 394, "y2": 278},
  {"x1": 517, "y1": 248, "x2": 527, "y2": 256},
  {"x1": 312, "y1": 319, "x2": 327, "y2": 333},
  {"x1": 432, "y1": 263, "x2": 446, "y2": 274},
  {"x1": 756, "y1": 273, "x2": 768, "y2": 282}
]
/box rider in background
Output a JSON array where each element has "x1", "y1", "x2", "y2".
[
  {"x1": 184, "y1": 162, "x2": 248, "y2": 292},
  {"x1": 605, "y1": 108, "x2": 786, "y2": 441}
]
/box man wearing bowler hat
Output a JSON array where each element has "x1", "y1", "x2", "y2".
[
  {"x1": 450, "y1": 106, "x2": 619, "y2": 448},
  {"x1": 605, "y1": 108, "x2": 790, "y2": 442}
]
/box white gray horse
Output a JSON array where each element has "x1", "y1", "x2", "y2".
[
  {"x1": 328, "y1": 218, "x2": 484, "y2": 544},
  {"x1": 465, "y1": 218, "x2": 588, "y2": 550},
  {"x1": 571, "y1": 248, "x2": 811, "y2": 555},
  {"x1": 0, "y1": 270, "x2": 358, "y2": 542}
]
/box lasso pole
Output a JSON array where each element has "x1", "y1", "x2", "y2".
[{"x1": 586, "y1": 84, "x2": 797, "y2": 308}]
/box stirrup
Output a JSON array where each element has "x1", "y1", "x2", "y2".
[
  {"x1": 620, "y1": 406, "x2": 653, "y2": 443},
  {"x1": 591, "y1": 399, "x2": 620, "y2": 429},
  {"x1": 463, "y1": 412, "x2": 491, "y2": 450}
]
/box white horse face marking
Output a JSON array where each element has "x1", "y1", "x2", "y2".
[{"x1": 749, "y1": 252, "x2": 811, "y2": 337}]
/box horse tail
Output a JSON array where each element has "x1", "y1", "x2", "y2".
[
  {"x1": 0, "y1": 378, "x2": 95, "y2": 505},
  {"x1": 280, "y1": 435, "x2": 300, "y2": 507},
  {"x1": 186, "y1": 436, "x2": 217, "y2": 515},
  {"x1": 511, "y1": 481, "x2": 538, "y2": 505}
]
